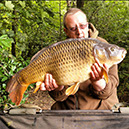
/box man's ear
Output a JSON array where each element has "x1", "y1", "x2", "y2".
[{"x1": 64, "y1": 28, "x2": 68, "y2": 34}]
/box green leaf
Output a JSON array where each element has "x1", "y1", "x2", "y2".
[
  {"x1": 11, "y1": 65, "x2": 16, "y2": 71},
  {"x1": 7, "y1": 30, "x2": 14, "y2": 37},
  {"x1": 0, "y1": 35, "x2": 12, "y2": 49},
  {"x1": 1, "y1": 76, "x2": 8, "y2": 82},
  {"x1": 5, "y1": 1, "x2": 14, "y2": 11},
  {"x1": 19, "y1": 1, "x2": 26, "y2": 8},
  {"x1": 9, "y1": 70, "x2": 14, "y2": 76},
  {"x1": 123, "y1": 73, "x2": 129, "y2": 77},
  {"x1": 0, "y1": 23, "x2": 2, "y2": 28}
]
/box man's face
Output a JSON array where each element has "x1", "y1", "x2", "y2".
[{"x1": 64, "y1": 11, "x2": 88, "y2": 38}]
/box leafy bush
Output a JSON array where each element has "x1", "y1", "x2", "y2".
[{"x1": 0, "y1": 35, "x2": 30, "y2": 107}]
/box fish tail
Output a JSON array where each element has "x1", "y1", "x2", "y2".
[{"x1": 6, "y1": 73, "x2": 28, "y2": 105}]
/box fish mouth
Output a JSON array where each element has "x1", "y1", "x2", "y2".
[
  {"x1": 121, "y1": 49, "x2": 127, "y2": 59},
  {"x1": 115, "y1": 49, "x2": 127, "y2": 64}
]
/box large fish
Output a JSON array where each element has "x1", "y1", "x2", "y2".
[{"x1": 6, "y1": 38, "x2": 127, "y2": 105}]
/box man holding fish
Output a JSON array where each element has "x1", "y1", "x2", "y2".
[
  {"x1": 39, "y1": 8, "x2": 120, "y2": 110},
  {"x1": 6, "y1": 8, "x2": 126, "y2": 108}
]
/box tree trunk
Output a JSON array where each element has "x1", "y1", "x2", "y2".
[
  {"x1": 77, "y1": 0, "x2": 84, "y2": 8},
  {"x1": 59, "y1": 0, "x2": 62, "y2": 40},
  {"x1": 12, "y1": 9, "x2": 17, "y2": 57}
]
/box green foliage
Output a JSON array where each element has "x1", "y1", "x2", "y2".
[
  {"x1": 0, "y1": 35, "x2": 30, "y2": 106},
  {"x1": 0, "y1": 0, "x2": 67, "y2": 107},
  {"x1": 0, "y1": 35, "x2": 12, "y2": 50},
  {"x1": 0, "y1": 1, "x2": 129, "y2": 106},
  {"x1": 0, "y1": 0, "x2": 67, "y2": 59}
]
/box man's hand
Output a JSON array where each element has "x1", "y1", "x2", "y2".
[
  {"x1": 90, "y1": 61, "x2": 109, "y2": 91},
  {"x1": 40, "y1": 73, "x2": 64, "y2": 91}
]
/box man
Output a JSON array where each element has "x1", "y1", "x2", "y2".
[{"x1": 39, "y1": 8, "x2": 119, "y2": 110}]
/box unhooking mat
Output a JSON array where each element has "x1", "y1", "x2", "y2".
[{"x1": 0, "y1": 110, "x2": 129, "y2": 129}]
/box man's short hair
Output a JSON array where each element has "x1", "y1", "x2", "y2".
[{"x1": 63, "y1": 8, "x2": 87, "y2": 28}]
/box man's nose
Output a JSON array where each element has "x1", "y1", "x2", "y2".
[{"x1": 76, "y1": 26, "x2": 82, "y2": 35}]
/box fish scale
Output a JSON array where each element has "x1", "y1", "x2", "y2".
[{"x1": 6, "y1": 38, "x2": 127, "y2": 105}]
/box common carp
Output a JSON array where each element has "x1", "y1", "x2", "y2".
[{"x1": 6, "y1": 38, "x2": 127, "y2": 105}]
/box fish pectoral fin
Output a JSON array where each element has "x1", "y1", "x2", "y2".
[
  {"x1": 65, "y1": 82, "x2": 80, "y2": 96},
  {"x1": 102, "y1": 67, "x2": 108, "y2": 83},
  {"x1": 33, "y1": 81, "x2": 42, "y2": 93}
]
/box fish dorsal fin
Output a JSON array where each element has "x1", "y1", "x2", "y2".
[
  {"x1": 65, "y1": 82, "x2": 80, "y2": 96},
  {"x1": 102, "y1": 67, "x2": 108, "y2": 83}
]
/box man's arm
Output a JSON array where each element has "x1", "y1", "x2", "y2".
[{"x1": 89, "y1": 64, "x2": 119, "y2": 99}]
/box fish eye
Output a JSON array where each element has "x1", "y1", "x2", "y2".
[{"x1": 110, "y1": 47, "x2": 115, "y2": 51}]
